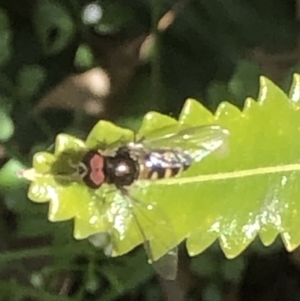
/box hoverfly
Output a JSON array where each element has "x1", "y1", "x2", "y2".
[{"x1": 70, "y1": 124, "x2": 229, "y2": 280}]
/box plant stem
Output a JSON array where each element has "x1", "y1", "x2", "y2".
[
  {"x1": 0, "y1": 243, "x2": 92, "y2": 264},
  {"x1": 1, "y1": 279, "x2": 73, "y2": 301}
]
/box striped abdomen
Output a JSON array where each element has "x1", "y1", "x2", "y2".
[{"x1": 138, "y1": 150, "x2": 193, "y2": 180}]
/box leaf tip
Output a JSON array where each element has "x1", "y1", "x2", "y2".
[
  {"x1": 289, "y1": 73, "x2": 300, "y2": 106},
  {"x1": 215, "y1": 101, "x2": 241, "y2": 120},
  {"x1": 18, "y1": 168, "x2": 36, "y2": 182}
]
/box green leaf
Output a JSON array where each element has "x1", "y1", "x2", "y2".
[
  {"x1": 0, "y1": 110, "x2": 14, "y2": 141},
  {"x1": 206, "y1": 81, "x2": 232, "y2": 111},
  {"x1": 228, "y1": 59, "x2": 261, "y2": 106},
  {"x1": 99, "y1": 252, "x2": 153, "y2": 301},
  {"x1": 203, "y1": 284, "x2": 222, "y2": 301},
  {"x1": 74, "y1": 44, "x2": 94, "y2": 69},
  {"x1": 85, "y1": 121, "x2": 134, "y2": 149},
  {"x1": 0, "y1": 9, "x2": 11, "y2": 66},
  {"x1": 0, "y1": 95, "x2": 13, "y2": 113},
  {"x1": 207, "y1": 60, "x2": 261, "y2": 110},
  {"x1": 221, "y1": 255, "x2": 245, "y2": 283},
  {"x1": 17, "y1": 65, "x2": 46, "y2": 98},
  {"x1": 190, "y1": 251, "x2": 219, "y2": 278},
  {"x1": 0, "y1": 159, "x2": 25, "y2": 191},
  {"x1": 33, "y1": 0, "x2": 75, "y2": 55},
  {"x1": 21, "y1": 74, "x2": 300, "y2": 262}
]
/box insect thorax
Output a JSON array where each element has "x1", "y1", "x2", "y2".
[{"x1": 104, "y1": 147, "x2": 139, "y2": 187}]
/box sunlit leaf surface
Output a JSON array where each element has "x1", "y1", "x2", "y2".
[{"x1": 21, "y1": 74, "x2": 300, "y2": 261}]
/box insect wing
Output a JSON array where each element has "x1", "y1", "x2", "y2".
[
  {"x1": 131, "y1": 125, "x2": 229, "y2": 162},
  {"x1": 151, "y1": 247, "x2": 178, "y2": 280},
  {"x1": 130, "y1": 197, "x2": 179, "y2": 280},
  {"x1": 109, "y1": 190, "x2": 179, "y2": 280},
  {"x1": 88, "y1": 232, "x2": 113, "y2": 257}
]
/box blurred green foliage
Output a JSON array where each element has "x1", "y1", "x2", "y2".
[{"x1": 0, "y1": 0, "x2": 300, "y2": 300}]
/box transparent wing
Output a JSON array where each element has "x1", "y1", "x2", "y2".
[
  {"x1": 150, "y1": 247, "x2": 178, "y2": 280},
  {"x1": 88, "y1": 232, "x2": 113, "y2": 257},
  {"x1": 109, "y1": 189, "x2": 179, "y2": 280},
  {"x1": 131, "y1": 208, "x2": 178, "y2": 280},
  {"x1": 129, "y1": 125, "x2": 229, "y2": 162},
  {"x1": 131, "y1": 200, "x2": 179, "y2": 280}
]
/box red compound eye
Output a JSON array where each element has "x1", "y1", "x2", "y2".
[
  {"x1": 89, "y1": 153, "x2": 105, "y2": 187},
  {"x1": 81, "y1": 150, "x2": 105, "y2": 189}
]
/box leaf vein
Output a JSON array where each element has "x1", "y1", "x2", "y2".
[{"x1": 156, "y1": 163, "x2": 300, "y2": 185}]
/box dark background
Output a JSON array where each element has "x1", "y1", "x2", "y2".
[{"x1": 0, "y1": 0, "x2": 300, "y2": 300}]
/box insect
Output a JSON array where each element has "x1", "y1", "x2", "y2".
[{"x1": 70, "y1": 124, "x2": 230, "y2": 280}]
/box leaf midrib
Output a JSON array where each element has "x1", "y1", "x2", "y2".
[{"x1": 155, "y1": 163, "x2": 300, "y2": 185}]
